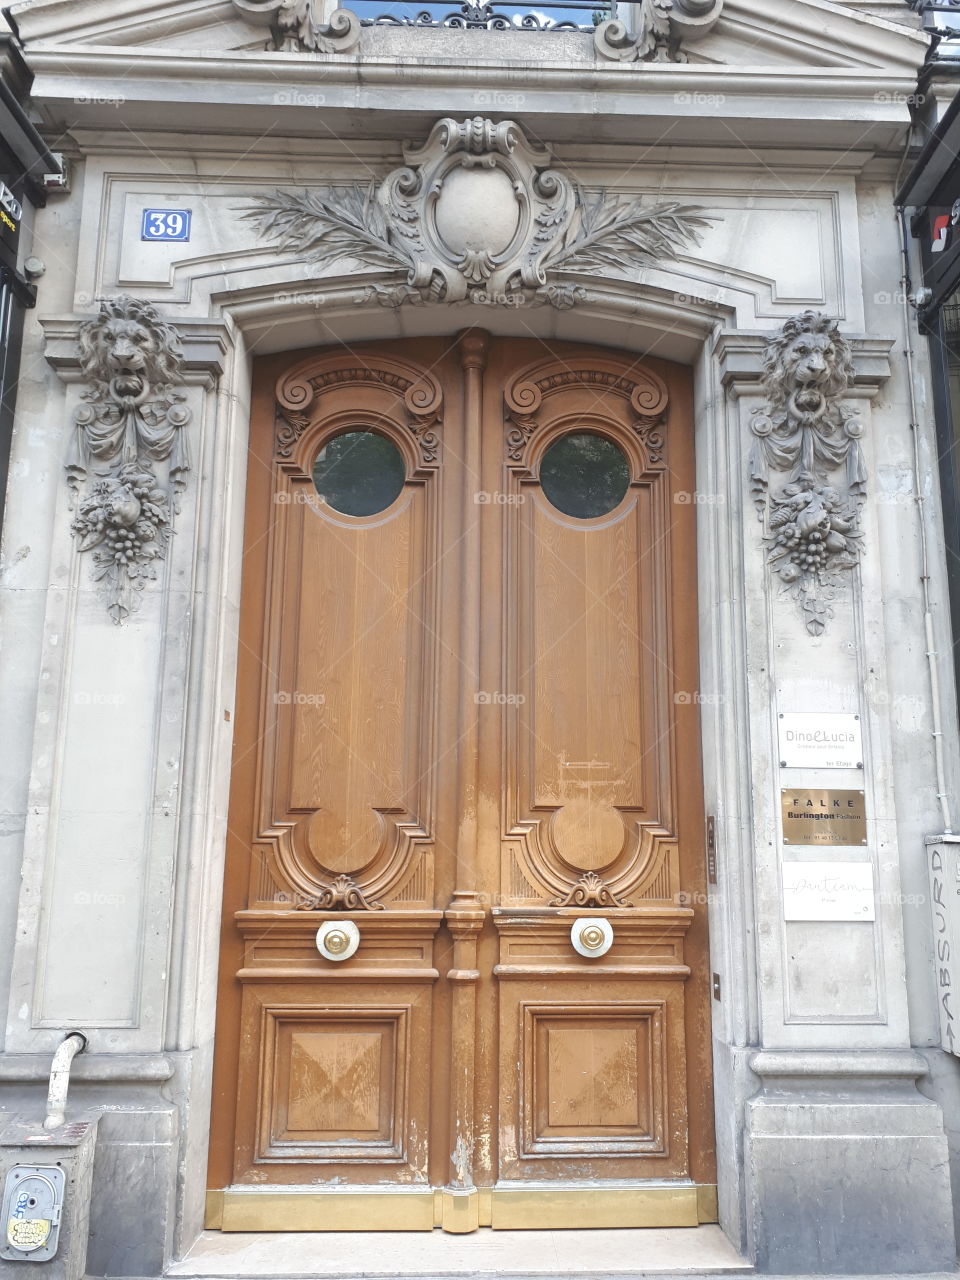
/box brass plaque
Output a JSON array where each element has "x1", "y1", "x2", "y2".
[{"x1": 781, "y1": 788, "x2": 867, "y2": 846}]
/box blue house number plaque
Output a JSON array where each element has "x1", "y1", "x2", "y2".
[{"x1": 141, "y1": 209, "x2": 191, "y2": 242}]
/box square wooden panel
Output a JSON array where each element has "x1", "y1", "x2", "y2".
[
  {"x1": 523, "y1": 1004, "x2": 665, "y2": 1158},
  {"x1": 496, "y1": 979, "x2": 690, "y2": 1182},
  {"x1": 255, "y1": 1002, "x2": 410, "y2": 1164}
]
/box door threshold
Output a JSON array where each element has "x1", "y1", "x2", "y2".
[
  {"x1": 206, "y1": 1184, "x2": 719, "y2": 1233},
  {"x1": 167, "y1": 1225, "x2": 752, "y2": 1279}
]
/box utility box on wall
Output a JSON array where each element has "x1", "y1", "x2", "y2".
[{"x1": 0, "y1": 1118, "x2": 98, "y2": 1280}]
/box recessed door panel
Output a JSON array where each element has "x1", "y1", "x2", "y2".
[{"x1": 208, "y1": 336, "x2": 714, "y2": 1229}]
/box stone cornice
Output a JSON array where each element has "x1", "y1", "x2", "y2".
[
  {"x1": 750, "y1": 1049, "x2": 930, "y2": 1082},
  {"x1": 19, "y1": 45, "x2": 925, "y2": 95},
  {"x1": 715, "y1": 330, "x2": 894, "y2": 398},
  {"x1": 0, "y1": 1053, "x2": 175, "y2": 1082},
  {"x1": 18, "y1": 49, "x2": 925, "y2": 154},
  {"x1": 40, "y1": 315, "x2": 230, "y2": 386}
]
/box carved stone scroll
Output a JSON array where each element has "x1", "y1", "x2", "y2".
[
  {"x1": 594, "y1": 0, "x2": 723, "y2": 63},
  {"x1": 231, "y1": 0, "x2": 360, "y2": 52},
  {"x1": 67, "y1": 296, "x2": 191, "y2": 624},
  {"x1": 750, "y1": 310, "x2": 865, "y2": 637},
  {"x1": 242, "y1": 117, "x2": 716, "y2": 309}
]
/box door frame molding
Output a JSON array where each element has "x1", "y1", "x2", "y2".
[{"x1": 116, "y1": 278, "x2": 889, "y2": 1260}]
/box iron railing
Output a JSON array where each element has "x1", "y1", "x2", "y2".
[{"x1": 356, "y1": 0, "x2": 611, "y2": 31}]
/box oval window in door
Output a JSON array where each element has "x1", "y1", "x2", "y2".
[
  {"x1": 539, "y1": 430, "x2": 630, "y2": 519},
  {"x1": 312, "y1": 429, "x2": 406, "y2": 516}
]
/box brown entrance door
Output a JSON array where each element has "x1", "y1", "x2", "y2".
[{"x1": 207, "y1": 333, "x2": 715, "y2": 1233}]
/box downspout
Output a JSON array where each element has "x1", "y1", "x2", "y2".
[
  {"x1": 43, "y1": 1031, "x2": 87, "y2": 1130},
  {"x1": 894, "y1": 193, "x2": 954, "y2": 835}
]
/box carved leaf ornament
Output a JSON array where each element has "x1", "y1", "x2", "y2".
[
  {"x1": 749, "y1": 311, "x2": 865, "y2": 636},
  {"x1": 242, "y1": 117, "x2": 716, "y2": 309}
]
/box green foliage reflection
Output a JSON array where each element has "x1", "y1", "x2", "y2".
[
  {"x1": 540, "y1": 431, "x2": 629, "y2": 519},
  {"x1": 313, "y1": 430, "x2": 406, "y2": 516}
]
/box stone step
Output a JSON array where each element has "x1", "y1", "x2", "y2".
[{"x1": 166, "y1": 1226, "x2": 754, "y2": 1279}]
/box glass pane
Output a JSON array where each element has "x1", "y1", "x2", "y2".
[
  {"x1": 312, "y1": 430, "x2": 406, "y2": 517},
  {"x1": 539, "y1": 431, "x2": 630, "y2": 519}
]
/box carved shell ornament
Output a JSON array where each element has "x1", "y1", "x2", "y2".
[
  {"x1": 242, "y1": 117, "x2": 717, "y2": 309},
  {"x1": 749, "y1": 311, "x2": 865, "y2": 637}
]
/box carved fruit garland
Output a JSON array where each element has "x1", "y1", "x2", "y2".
[
  {"x1": 749, "y1": 311, "x2": 865, "y2": 636},
  {"x1": 67, "y1": 296, "x2": 191, "y2": 624}
]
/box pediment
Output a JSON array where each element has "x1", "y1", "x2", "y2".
[
  {"x1": 688, "y1": 0, "x2": 925, "y2": 71},
  {"x1": 8, "y1": 0, "x2": 926, "y2": 75},
  {"x1": 8, "y1": 0, "x2": 269, "y2": 52}
]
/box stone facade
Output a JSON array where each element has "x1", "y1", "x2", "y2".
[{"x1": 0, "y1": 0, "x2": 958, "y2": 1274}]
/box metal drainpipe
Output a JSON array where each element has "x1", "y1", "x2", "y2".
[
  {"x1": 43, "y1": 1032, "x2": 88, "y2": 1130},
  {"x1": 895, "y1": 198, "x2": 955, "y2": 835}
]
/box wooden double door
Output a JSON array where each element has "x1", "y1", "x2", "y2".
[{"x1": 207, "y1": 334, "x2": 715, "y2": 1232}]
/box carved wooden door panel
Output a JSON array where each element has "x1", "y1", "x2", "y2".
[{"x1": 207, "y1": 335, "x2": 715, "y2": 1233}]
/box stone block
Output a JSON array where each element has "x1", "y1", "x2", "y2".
[
  {"x1": 745, "y1": 1092, "x2": 956, "y2": 1272},
  {"x1": 85, "y1": 1106, "x2": 178, "y2": 1278}
]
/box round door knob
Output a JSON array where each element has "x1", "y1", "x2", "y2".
[
  {"x1": 316, "y1": 919, "x2": 360, "y2": 962},
  {"x1": 571, "y1": 916, "x2": 614, "y2": 958}
]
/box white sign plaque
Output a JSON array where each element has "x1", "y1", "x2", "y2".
[
  {"x1": 778, "y1": 712, "x2": 862, "y2": 769},
  {"x1": 782, "y1": 861, "x2": 875, "y2": 921}
]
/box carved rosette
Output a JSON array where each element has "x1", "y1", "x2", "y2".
[
  {"x1": 66, "y1": 296, "x2": 191, "y2": 624},
  {"x1": 749, "y1": 311, "x2": 865, "y2": 637},
  {"x1": 242, "y1": 117, "x2": 716, "y2": 310}
]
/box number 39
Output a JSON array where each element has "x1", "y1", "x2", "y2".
[{"x1": 141, "y1": 209, "x2": 191, "y2": 242}]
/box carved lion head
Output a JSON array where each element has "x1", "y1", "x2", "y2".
[
  {"x1": 78, "y1": 295, "x2": 183, "y2": 397},
  {"x1": 761, "y1": 310, "x2": 854, "y2": 411}
]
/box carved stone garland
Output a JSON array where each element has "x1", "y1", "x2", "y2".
[
  {"x1": 66, "y1": 296, "x2": 191, "y2": 624},
  {"x1": 749, "y1": 311, "x2": 866, "y2": 637},
  {"x1": 242, "y1": 116, "x2": 715, "y2": 310}
]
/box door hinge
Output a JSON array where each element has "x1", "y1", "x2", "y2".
[{"x1": 712, "y1": 972, "x2": 721, "y2": 1001}]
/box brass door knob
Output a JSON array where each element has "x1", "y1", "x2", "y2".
[
  {"x1": 316, "y1": 919, "x2": 360, "y2": 961},
  {"x1": 571, "y1": 916, "x2": 614, "y2": 958}
]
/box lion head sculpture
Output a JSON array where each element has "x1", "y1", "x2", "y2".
[
  {"x1": 760, "y1": 310, "x2": 854, "y2": 413},
  {"x1": 78, "y1": 295, "x2": 184, "y2": 400}
]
